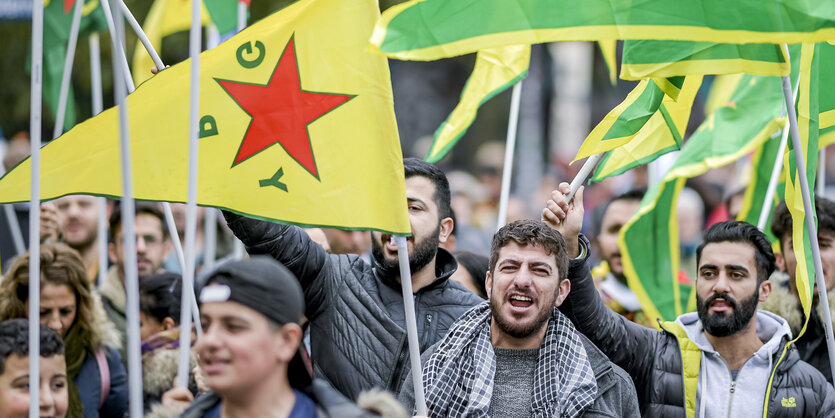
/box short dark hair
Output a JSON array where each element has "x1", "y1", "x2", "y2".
[
  {"x1": 139, "y1": 273, "x2": 182, "y2": 325},
  {"x1": 696, "y1": 221, "x2": 776, "y2": 284},
  {"x1": 590, "y1": 188, "x2": 646, "y2": 238},
  {"x1": 109, "y1": 201, "x2": 168, "y2": 242},
  {"x1": 453, "y1": 250, "x2": 489, "y2": 298},
  {"x1": 489, "y1": 219, "x2": 569, "y2": 282},
  {"x1": 0, "y1": 319, "x2": 64, "y2": 375},
  {"x1": 771, "y1": 197, "x2": 835, "y2": 250},
  {"x1": 403, "y1": 158, "x2": 451, "y2": 220}
]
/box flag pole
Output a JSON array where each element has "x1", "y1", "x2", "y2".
[
  {"x1": 204, "y1": 209, "x2": 217, "y2": 271},
  {"x1": 89, "y1": 33, "x2": 108, "y2": 286},
  {"x1": 28, "y1": 0, "x2": 44, "y2": 415},
  {"x1": 496, "y1": 80, "x2": 522, "y2": 230},
  {"x1": 393, "y1": 236, "x2": 427, "y2": 415},
  {"x1": 757, "y1": 122, "x2": 789, "y2": 231},
  {"x1": 237, "y1": 1, "x2": 246, "y2": 32},
  {"x1": 780, "y1": 56, "x2": 835, "y2": 384},
  {"x1": 177, "y1": 0, "x2": 202, "y2": 389},
  {"x1": 566, "y1": 153, "x2": 604, "y2": 201},
  {"x1": 97, "y1": 0, "x2": 134, "y2": 92},
  {"x1": 117, "y1": 0, "x2": 164, "y2": 70},
  {"x1": 52, "y1": 0, "x2": 83, "y2": 139},
  {"x1": 110, "y1": 0, "x2": 143, "y2": 414}
]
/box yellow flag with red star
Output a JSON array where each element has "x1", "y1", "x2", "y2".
[{"x1": 0, "y1": 0, "x2": 410, "y2": 234}]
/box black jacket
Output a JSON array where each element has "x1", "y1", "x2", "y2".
[
  {"x1": 224, "y1": 212, "x2": 483, "y2": 399},
  {"x1": 179, "y1": 379, "x2": 380, "y2": 418},
  {"x1": 559, "y1": 235, "x2": 835, "y2": 417}
]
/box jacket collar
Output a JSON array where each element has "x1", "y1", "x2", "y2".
[{"x1": 375, "y1": 247, "x2": 458, "y2": 293}]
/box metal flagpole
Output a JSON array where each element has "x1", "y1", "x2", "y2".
[
  {"x1": 757, "y1": 75, "x2": 800, "y2": 231},
  {"x1": 110, "y1": 1, "x2": 143, "y2": 413},
  {"x1": 52, "y1": 0, "x2": 83, "y2": 139},
  {"x1": 89, "y1": 33, "x2": 108, "y2": 286},
  {"x1": 237, "y1": 1, "x2": 246, "y2": 32},
  {"x1": 394, "y1": 236, "x2": 427, "y2": 416},
  {"x1": 567, "y1": 153, "x2": 604, "y2": 201},
  {"x1": 496, "y1": 81, "x2": 523, "y2": 230},
  {"x1": 780, "y1": 44, "x2": 835, "y2": 384},
  {"x1": 176, "y1": 0, "x2": 202, "y2": 389},
  {"x1": 28, "y1": 0, "x2": 44, "y2": 415},
  {"x1": 203, "y1": 209, "x2": 217, "y2": 271},
  {"x1": 117, "y1": 0, "x2": 163, "y2": 70}
]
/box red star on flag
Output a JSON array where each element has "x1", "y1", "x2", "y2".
[{"x1": 218, "y1": 37, "x2": 353, "y2": 179}]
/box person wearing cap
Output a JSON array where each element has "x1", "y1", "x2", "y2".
[
  {"x1": 178, "y1": 256, "x2": 390, "y2": 418},
  {"x1": 223, "y1": 158, "x2": 483, "y2": 399}
]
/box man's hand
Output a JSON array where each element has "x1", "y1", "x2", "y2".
[
  {"x1": 541, "y1": 183, "x2": 584, "y2": 258},
  {"x1": 161, "y1": 377, "x2": 194, "y2": 409},
  {"x1": 40, "y1": 202, "x2": 61, "y2": 243}
]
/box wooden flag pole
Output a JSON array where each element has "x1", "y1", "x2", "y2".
[
  {"x1": 176, "y1": 0, "x2": 202, "y2": 390},
  {"x1": 496, "y1": 80, "x2": 523, "y2": 230},
  {"x1": 28, "y1": 0, "x2": 44, "y2": 415},
  {"x1": 52, "y1": 0, "x2": 83, "y2": 139},
  {"x1": 780, "y1": 51, "x2": 835, "y2": 384},
  {"x1": 394, "y1": 236, "x2": 427, "y2": 416}
]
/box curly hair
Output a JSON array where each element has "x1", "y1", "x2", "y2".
[{"x1": 0, "y1": 243, "x2": 103, "y2": 349}]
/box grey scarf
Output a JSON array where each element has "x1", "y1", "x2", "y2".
[{"x1": 423, "y1": 302, "x2": 597, "y2": 417}]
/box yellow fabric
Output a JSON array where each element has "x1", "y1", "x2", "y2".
[
  {"x1": 591, "y1": 76, "x2": 702, "y2": 179},
  {"x1": 597, "y1": 40, "x2": 617, "y2": 85},
  {"x1": 427, "y1": 44, "x2": 530, "y2": 163},
  {"x1": 661, "y1": 321, "x2": 701, "y2": 418},
  {"x1": 132, "y1": 0, "x2": 211, "y2": 86},
  {"x1": 0, "y1": 0, "x2": 410, "y2": 234}
]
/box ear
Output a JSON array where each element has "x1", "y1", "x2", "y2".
[
  {"x1": 108, "y1": 242, "x2": 117, "y2": 264},
  {"x1": 485, "y1": 271, "x2": 493, "y2": 300},
  {"x1": 162, "y1": 317, "x2": 176, "y2": 331},
  {"x1": 554, "y1": 278, "x2": 571, "y2": 307},
  {"x1": 758, "y1": 279, "x2": 772, "y2": 302},
  {"x1": 437, "y1": 217, "x2": 454, "y2": 244},
  {"x1": 774, "y1": 251, "x2": 786, "y2": 273},
  {"x1": 274, "y1": 323, "x2": 303, "y2": 363}
]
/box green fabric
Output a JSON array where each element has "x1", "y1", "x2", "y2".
[
  {"x1": 374, "y1": 0, "x2": 835, "y2": 60},
  {"x1": 203, "y1": 0, "x2": 244, "y2": 36},
  {"x1": 621, "y1": 41, "x2": 787, "y2": 79},
  {"x1": 63, "y1": 323, "x2": 93, "y2": 418},
  {"x1": 38, "y1": 0, "x2": 107, "y2": 133},
  {"x1": 602, "y1": 80, "x2": 666, "y2": 140}
]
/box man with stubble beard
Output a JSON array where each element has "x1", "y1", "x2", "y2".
[
  {"x1": 544, "y1": 182, "x2": 835, "y2": 417},
  {"x1": 222, "y1": 158, "x2": 483, "y2": 400}
]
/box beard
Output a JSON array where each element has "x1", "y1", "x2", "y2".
[
  {"x1": 371, "y1": 227, "x2": 439, "y2": 278},
  {"x1": 489, "y1": 290, "x2": 555, "y2": 339},
  {"x1": 697, "y1": 290, "x2": 759, "y2": 337}
]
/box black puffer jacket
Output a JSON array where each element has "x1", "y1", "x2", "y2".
[
  {"x1": 559, "y1": 235, "x2": 835, "y2": 418},
  {"x1": 224, "y1": 213, "x2": 483, "y2": 399}
]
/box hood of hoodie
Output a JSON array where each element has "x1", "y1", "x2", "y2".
[{"x1": 674, "y1": 310, "x2": 791, "y2": 418}]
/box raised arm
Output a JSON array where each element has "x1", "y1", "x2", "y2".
[{"x1": 543, "y1": 183, "x2": 657, "y2": 399}]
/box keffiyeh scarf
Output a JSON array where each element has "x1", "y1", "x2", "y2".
[{"x1": 423, "y1": 302, "x2": 597, "y2": 418}]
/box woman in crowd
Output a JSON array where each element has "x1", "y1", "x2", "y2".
[{"x1": 0, "y1": 243, "x2": 128, "y2": 418}]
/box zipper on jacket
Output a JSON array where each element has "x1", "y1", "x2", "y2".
[{"x1": 726, "y1": 380, "x2": 736, "y2": 418}]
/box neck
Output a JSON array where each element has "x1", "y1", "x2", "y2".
[
  {"x1": 490, "y1": 320, "x2": 547, "y2": 350},
  {"x1": 76, "y1": 241, "x2": 99, "y2": 270},
  {"x1": 705, "y1": 315, "x2": 763, "y2": 370},
  {"x1": 408, "y1": 259, "x2": 437, "y2": 293},
  {"x1": 219, "y1": 374, "x2": 296, "y2": 418}
]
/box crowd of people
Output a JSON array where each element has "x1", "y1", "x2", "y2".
[{"x1": 0, "y1": 156, "x2": 834, "y2": 417}]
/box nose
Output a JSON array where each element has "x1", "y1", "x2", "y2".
[
  {"x1": 712, "y1": 272, "x2": 732, "y2": 294},
  {"x1": 513, "y1": 268, "x2": 533, "y2": 289},
  {"x1": 45, "y1": 312, "x2": 63, "y2": 335},
  {"x1": 136, "y1": 236, "x2": 147, "y2": 253},
  {"x1": 39, "y1": 379, "x2": 55, "y2": 412},
  {"x1": 195, "y1": 324, "x2": 219, "y2": 353}
]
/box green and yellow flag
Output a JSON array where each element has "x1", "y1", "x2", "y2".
[
  {"x1": 784, "y1": 43, "x2": 820, "y2": 341},
  {"x1": 41, "y1": 0, "x2": 106, "y2": 132},
  {"x1": 819, "y1": 43, "x2": 835, "y2": 148},
  {"x1": 132, "y1": 0, "x2": 211, "y2": 86},
  {"x1": 619, "y1": 75, "x2": 784, "y2": 322},
  {"x1": 426, "y1": 44, "x2": 529, "y2": 163},
  {"x1": 372, "y1": 0, "x2": 835, "y2": 61},
  {"x1": 3, "y1": 0, "x2": 410, "y2": 234},
  {"x1": 620, "y1": 41, "x2": 789, "y2": 80},
  {"x1": 203, "y1": 0, "x2": 247, "y2": 37},
  {"x1": 588, "y1": 76, "x2": 701, "y2": 182}
]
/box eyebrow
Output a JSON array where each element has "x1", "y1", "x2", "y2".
[
  {"x1": 406, "y1": 196, "x2": 427, "y2": 206},
  {"x1": 11, "y1": 376, "x2": 29, "y2": 385},
  {"x1": 699, "y1": 264, "x2": 749, "y2": 272}
]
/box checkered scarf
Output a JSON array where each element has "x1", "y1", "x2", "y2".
[{"x1": 423, "y1": 302, "x2": 597, "y2": 418}]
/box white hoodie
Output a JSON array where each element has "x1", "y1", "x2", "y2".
[{"x1": 675, "y1": 310, "x2": 792, "y2": 418}]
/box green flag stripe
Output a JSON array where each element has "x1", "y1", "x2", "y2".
[
  {"x1": 374, "y1": 0, "x2": 835, "y2": 60},
  {"x1": 602, "y1": 80, "x2": 665, "y2": 140}
]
